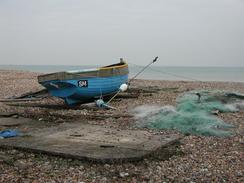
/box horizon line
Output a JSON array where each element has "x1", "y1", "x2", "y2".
[{"x1": 0, "y1": 64, "x2": 244, "y2": 68}]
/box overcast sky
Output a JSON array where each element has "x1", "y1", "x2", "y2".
[{"x1": 0, "y1": 0, "x2": 243, "y2": 66}]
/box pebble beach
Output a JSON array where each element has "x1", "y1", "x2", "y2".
[{"x1": 0, "y1": 70, "x2": 244, "y2": 182}]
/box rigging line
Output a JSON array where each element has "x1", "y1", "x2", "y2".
[
  {"x1": 128, "y1": 56, "x2": 158, "y2": 84},
  {"x1": 106, "y1": 90, "x2": 120, "y2": 104},
  {"x1": 128, "y1": 63, "x2": 201, "y2": 82},
  {"x1": 149, "y1": 67, "x2": 201, "y2": 82},
  {"x1": 107, "y1": 57, "x2": 158, "y2": 104}
]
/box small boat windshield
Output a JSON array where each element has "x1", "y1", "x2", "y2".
[
  {"x1": 66, "y1": 68, "x2": 98, "y2": 74},
  {"x1": 102, "y1": 62, "x2": 126, "y2": 68}
]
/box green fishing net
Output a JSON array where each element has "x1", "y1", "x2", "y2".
[{"x1": 135, "y1": 90, "x2": 244, "y2": 137}]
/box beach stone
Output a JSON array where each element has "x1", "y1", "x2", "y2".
[
  {"x1": 1, "y1": 71, "x2": 243, "y2": 182},
  {"x1": 119, "y1": 172, "x2": 129, "y2": 178}
]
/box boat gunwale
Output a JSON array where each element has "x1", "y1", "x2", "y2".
[
  {"x1": 39, "y1": 62, "x2": 127, "y2": 76},
  {"x1": 38, "y1": 62, "x2": 129, "y2": 83},
  {"x1": 99, "y1": 62, "x2": 128, "y2": 70}
]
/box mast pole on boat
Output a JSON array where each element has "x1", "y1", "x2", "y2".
[
  {"x1": 106, "y1": 57, "x2": 158, "y2": 105},
  {"x1": 128, "y1": 56, "x2": 158, "y2": 84}
]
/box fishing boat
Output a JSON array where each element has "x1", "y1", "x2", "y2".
[{"x1": 38, "y1": 60, "x2": 129, "y2": 105}]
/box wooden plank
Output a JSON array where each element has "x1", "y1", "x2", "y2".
[
  {"x1": 0, "y1": 98, "x2": 43, "y2": 102},
  {"x1": 0, "y1": 112, "x2": 19, "y2": 118}
]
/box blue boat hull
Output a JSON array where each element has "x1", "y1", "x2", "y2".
[{"x1": 41, "y1": 75, "x2": 128, "y2": 105}]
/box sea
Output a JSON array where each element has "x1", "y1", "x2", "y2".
[{"x1": 0, "y1": 65, "x2": 244, "y2": 83}]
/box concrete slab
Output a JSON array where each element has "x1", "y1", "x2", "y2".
[{"x1": 0, "y1": 118, "x2": 181, "y2": 162}]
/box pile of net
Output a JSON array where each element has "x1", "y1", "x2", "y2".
[{"x1": 134, "y1": 90, "x2": 244, "y2": 137}]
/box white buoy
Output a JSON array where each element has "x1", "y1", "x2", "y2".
[
  {"x1": 119, "y1": 83, "x2": 128, "y2": 92},
  {"x1": 106, "y1": 83, "x2": 129, "y2": 104}
]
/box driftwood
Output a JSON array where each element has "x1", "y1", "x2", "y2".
[
  {"x1": 116, "y1": 93, "x2": 139, "y2": 99},
  {"x1": 85, "y1": 113, "x2": 133, "y2": 120},
  {"x1": 11, "y1": 89, "x2": 48, "y2": 99},
  {"x1": 0, "y1": 89, "x2": 49, "y2": 103},
  {"x1": 22, "y1": 110, "x2": 133, "y2": 121},
  {"x1": 0, "y1": 112, "x2": 19, "y2": 118},
  {"x1": 128, "y1": 86, "x2": 179, "y2": 94},
  {"x1": 0, "y1": 98, "x2": 43, "y2": 102},
  {"x1": 128, "y1": 87, "x2": 161, "y2": 94}
]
